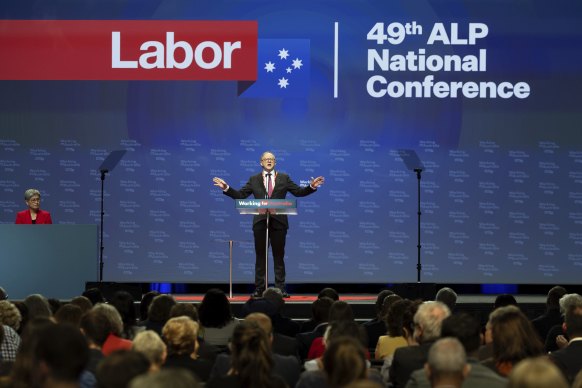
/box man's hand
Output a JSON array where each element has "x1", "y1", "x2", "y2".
[
  {"x1": 310, "y1": 176, "x2": 325, "y2": 188},
  {"x1": 213, "y1": 177, "x2": 228, "y2": 191}
]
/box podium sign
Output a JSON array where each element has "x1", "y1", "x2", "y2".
[{"x1": 235, "y1": 199, "x2": 297, "y2": 215}]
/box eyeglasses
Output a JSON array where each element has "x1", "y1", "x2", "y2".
[
  {"x1": 28, "y1": 198, "x2": 41, "y2": 203},
  {"x1": 262, "y1": 158, "x2": 275, "y2": 162}
]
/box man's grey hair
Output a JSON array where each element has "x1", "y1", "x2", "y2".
[
  {"x1": 559, "y1": 293, "x2": 582, "y2": 315},
  {"x1": 428, "y1": 337, "x2": 467, "y2": 376},
  {"x1": 414, "y1": 301, "x2": 451, "y2": 342},
  {"x1": 132, "y1": 330, "x2": 166, "y2": 366}
]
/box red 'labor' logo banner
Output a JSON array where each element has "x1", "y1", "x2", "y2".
[{"x1": 0, "y1": 20, "x2": 258, "y2": 80}]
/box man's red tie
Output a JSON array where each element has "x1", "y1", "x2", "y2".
[{"x1": 266, "y1": 173, "x2": 274, "y2": 198}]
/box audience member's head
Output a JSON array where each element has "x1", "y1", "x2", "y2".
[
  {"x1": 32, "y1": 323, "x2": 89, "y2": 386},
  {"x1": 402, "y1": 300, "x2": 422, "y2": 342},
  {"x1": 139, "y1": 290, "x2": 161, "y2": 321},
  {"x1": 564, "y1": 305, "x2": 582, "y2": 339},
  {"x1": 559, "y1": 293, "x2": 582, "y2": 315},
  {"x1": 546, "y1": 286, "x2": 567, "y2": 310},
  {"x1": 440, "y1": 312, "x2": 481, "y2": 356},
  {"x1": 54, "y1": 304, "x2": 83, "y2": 327},
  {"x1": 80, "y1": 309, "x2": 113, "y2": 347},
  {"x1": 129, "y1": 368, "x2": 200, "y2": 388},
  {"x1": 435, "y1": 287, "x2": 458, "y2": 312},
  {"x1": 262, "y1": 287, "x2": 285, "y2": 312},
  {"x1": 229, "y1": 321, "x2": 275, "y2": 388},
  {"x1": 9, "y1": 317, "x2": 56, "y2": 387},
  {"x1": 329, "y1": 300, "x2": 354, "y2": 323},
  {"x1": 425, "y1": 338, "x2": 469, "y2": 388},
  {"x1": 82, "y1": 287, "x2": 106, "y2": 306},
  {"x1": 318, "y1": 287, "x2": 339, "y2": 301},
  {"x1": 23, "y1": 294, "x2": 52, "y2": 320},
  {"x1": 162, "y1": 316, "x2": 199, "y2": 357},
  {"x1": 380, "y1": 294, "x2": 403, "y2": 324},
  {"x1": 413, "y1": 301, "x2": 451, "y2": 343},
  {"x1": 494, "y1": 294, "x2": 517, "y2": 309},
  {"x1": 11, "y1": 301, "x2": 29, "y2": 335},
  {"x1": 0, "y1": 300, "x2": 22, "y2": 331},
  {"x1": 311, "y1": 296, "x2": 334, "y2": 324},
  {"x1": 169, "y1": 303, "x2": 199, "y2": 321},
  {"x1": 132, "y1": 330, "x2": 167, "y2": 371},
  {"x1": 322, "y1": 336, "x2": 367, "y2": 387},
  {"x1": 198, "y1": 288, "x2": 232, "y2": 328},
  {"x1": 490, "y1": 306, "x2": 544, "y2": 375},
  {"x1": 147, "y1": 294, "x2": 177, "y2": 324},
  {"x1": 324, "y1": 320, "x2": 367, "y2": 349},
  {"x1": 109, "y1": 291, "x2": 138, "y2": 331},
  {"x1": 374, "y1": 289, "x2": 395, "y2": 318},
  {"x1": 69, "y1": 296, "x2": 93, "y2": 315},
  {"x1": 385, "y1": 298, "x2": 411, "y2": 337},
  {"x1": 508, "y1": 357, "x2": 568, "y2": 388},
  {"x1": 0, "y1": 287, "x2": 7, "y2": 301},
  {"x1": 96, "y1": 350, "x2": 150, "y2": 388},
  {"x1": 47, "y1": 298, "x2": 62, "y2": 315},
  {"x1": 93, "y1": 303, "x2": 124, "y2": 336},
  {"x1": 244, "y1": 312, "x2": 273, "y2": 338}
]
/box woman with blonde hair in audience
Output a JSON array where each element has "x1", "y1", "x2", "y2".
[
  {"x1": 508, "y1": 357, "x2": 568, "y2": 388},
  {"x1": 162, "y1": 316, "x2": 212, "y2": 382}
]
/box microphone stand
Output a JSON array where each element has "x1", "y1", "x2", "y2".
[
  {"x1": 99, "y1": 169, "x2": 108, "y2": 283},
  {"x1": 414, "y1": 168, "x2": 423, "y2": 294}
]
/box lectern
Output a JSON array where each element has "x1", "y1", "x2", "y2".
[{"x1": 235, "y1": 199, "x2": 297, "y2": 291}]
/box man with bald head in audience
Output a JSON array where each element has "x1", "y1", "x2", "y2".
[{"x1": 424, "y1": 338, "x2": 469, "y2": 388}]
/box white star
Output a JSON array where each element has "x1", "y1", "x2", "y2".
[
  {"x1": 292, "y1": 58, "x2": 303, "y2": 69},
  {"x1": 278, "y1": 48, "x2": 289, "y2": 60},
  {"x1": 264, "y1": 61, "x2": 276, "y2": 72},
  {"x1": 286, "y1": 67, "x2": 293, "y2": 74},
  {"x1": 278, "y1": 77, "x2": 289, "y2": 88}
]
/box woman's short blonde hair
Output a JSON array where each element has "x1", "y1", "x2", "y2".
[
  {"x1": 0, "y1": 300, "x2": 22, "y2": 331},
  {"x1": 162, "y1": 316, "x2": 199, "y2": 356}
]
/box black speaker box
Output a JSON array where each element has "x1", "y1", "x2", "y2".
[{"x1": 85, "y1": 282, "x2": 143, "y2": 301}]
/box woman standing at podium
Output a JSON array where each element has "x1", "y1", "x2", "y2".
[{"x1": 14, "y1": 188, "x2": 52, "y2": 224}]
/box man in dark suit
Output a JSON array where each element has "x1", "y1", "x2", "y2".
[
  {"x1": 549, "y1": 303, "x2": 582, "y2": 384},
  {"x1": 532, "y1": 286, "x2": 567, "y2": 342},
  {"x1": 213, "y1": 151, "x2": 324, "y2": 297}
]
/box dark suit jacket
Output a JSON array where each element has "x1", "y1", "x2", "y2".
[
  {"x1": 389, "y1": 341, "x2": 434, "y2": 388},
  {"x1": 550, "y1": 340, "x2": 582, "y2": 383},
  {"x1": 272, "y1": 332, "x2": 299, "y2": 359},
  {"x1": 296, "y1": 323, "x2": 328, "y2": 362},
  {"x1": 224, "y1": 172, "x2": 315, "y2": 230},
  {"x1": 362, "y1": 318, "x2": 387, "y2": 351},
  {"x1": 209, "y1": 352, "x2": 300, "y2": 388},
  {"x1": 532, "y1": 308, "x2": 562, "y2": 343},
  {"x1": 15, "y1": 209, "x2": 52, "y2": 224}
]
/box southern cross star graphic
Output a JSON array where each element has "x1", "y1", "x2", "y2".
[
  {"x1": 241, "y1": 39, "x2": 309, "y2": 98},
  {"x1": 262, "y1": 47, "x2": 305, "y2": 89}
]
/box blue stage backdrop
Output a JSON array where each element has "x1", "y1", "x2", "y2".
[{"x1": 1, "y1": 1, "x2": 582, "y2": 284}]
